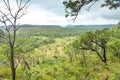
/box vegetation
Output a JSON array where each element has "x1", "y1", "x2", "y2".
[
  {"x1": 0, "y1": 0, "x2": 120, "y2": 80},
  {"x1": 0, "y1": 24, "x2": 120, "y2": 80},
  {"x1": 0, "y1": 0, "x2": 30, "y2": 80},
  {"x1": 0, "y1": 29, "x2": 4, "y2": 39},
  {"x1": 0, "y1": 0, "x2": 119, "y2": 80},
  {"x1": 63, "y1": 0, "x2": 120, "y2": 21}
]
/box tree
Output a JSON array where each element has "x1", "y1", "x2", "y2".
[
  {"x1": 0, "y1": 0, "x2": 30, "y2": 80},
  {"x1": 65, "y1": 43, "x2": 79, "y2": 62},
  {"x1": 63, "y1": 0, "x2": 120, "y2": 21},
  {"x1": 72, "y1": 29, "x2": 110, "y2": 64}
]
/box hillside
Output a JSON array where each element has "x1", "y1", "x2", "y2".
[
  {"x1": 65, "y1": 24, "x2": 116, "y2": 29},
  {"x1": 0, "y1": 24, "x2": 120, "y2": 80}
]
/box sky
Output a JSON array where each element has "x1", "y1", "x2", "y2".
[{"x1": 1, "y1": 0, "x2": 120, "y2": 25}]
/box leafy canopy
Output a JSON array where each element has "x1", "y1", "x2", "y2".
[{"x1": 63, "y1": 0, "x2": 120, "y2": 21}]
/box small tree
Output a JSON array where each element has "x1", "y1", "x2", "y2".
[
  {"x1": 73, "y1": 29, "x2": 110, "y2": 64},
  {"x1": 0, "y1": 0, "x2": 30, "y2": 80},
  {"x1": 65, "y1": 43, "x2": 79, "y2": 62}
]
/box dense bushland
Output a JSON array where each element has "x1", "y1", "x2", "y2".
[{"x1": 0, "y1": 24, "x2": 120, "y2": 80}]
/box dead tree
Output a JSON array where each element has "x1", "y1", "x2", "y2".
[{"x1": 0, "y1": 0, "x2": 30, "y2": 80}]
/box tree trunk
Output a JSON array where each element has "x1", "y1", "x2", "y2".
[
  {"x1": 103, "y1": 48, "x2": 107, "y2": 64},
  {"x1": 10, "y1": 45, "x2": 16, "y2": 80},
  {"x1": 82, "y1": 52, "x2": 86, "y2": 66}
]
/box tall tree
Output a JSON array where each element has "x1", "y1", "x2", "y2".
[
  {"x1": 0, "y1": 0, "x2": 30, "y2": 80},
  {"x1": 63, "y1": 0, "x2": 120, "y2": 21}
]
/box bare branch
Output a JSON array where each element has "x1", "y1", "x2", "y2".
[
  {"x1": 0, "y1": 0, "x2": 30, "y2": 80},
  {"x1": 0, "y1": 10, "x2": 14, "y2": 26}
]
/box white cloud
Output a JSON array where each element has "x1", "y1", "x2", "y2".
[
  {"x1": 0, "y1": 0, "x2": 120, "y2": 25},
  {"x1": 19, "y1": 5, "x2": 69, "y2": 25},
  {"x1": 99, "y1": 8, "x2": 120, "y2": 20},
  {"x1": 20, "y1": 6, "x2": 119, "y2": 25}
]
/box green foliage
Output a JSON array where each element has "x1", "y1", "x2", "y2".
[
  {"x1": 66, "y1": 26, "x2": 119, "y2": 64},
  {"x1": 0, "y1": 29, "x2": 4, "y2": 43},
  {"x1": 101, "y1": 0, "x2": 120, "y2": 9},
  {"x1": 107, "y1": 25, "x2": 120, "y2": 57},
  {"x1": 63, "y1": 0, "x2": 120, "y2": 21},
  {"x1": 0, "y1": 25, "x2": 120, "y2": 80},
  {"x1": 39, "y1": 38, "x2": 55, "y2": 46},
  {"x1": 18, "y1": 27, "x2": 88, "y2": 38},
  {"x1": 108, "y1": 38, "x2": 120, "y2": 57},
  {"x1": 65, "y1": 44, "x2": 76, "y2": 62}
]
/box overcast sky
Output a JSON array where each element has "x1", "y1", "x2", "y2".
[{"x1": 1, "y1": 0, "x2": 120, "y2": 25}]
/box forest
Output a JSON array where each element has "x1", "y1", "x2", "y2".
[{"x1": 0, "y1": 23, "x2": 120, "y2": 80}]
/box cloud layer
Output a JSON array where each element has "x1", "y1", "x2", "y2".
[{"x1": 1, "y1": 0, "x2": 119, "y2": 25}]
